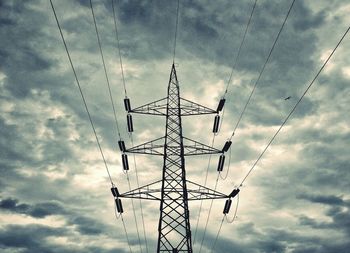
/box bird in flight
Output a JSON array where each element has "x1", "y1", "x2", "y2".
[{"x1": 284, "y1": 96, "x2": 291, "y2": 100}]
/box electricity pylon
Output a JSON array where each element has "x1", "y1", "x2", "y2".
[{"x1": 113, "y1": 63, "x2": 238, "y2": 252}]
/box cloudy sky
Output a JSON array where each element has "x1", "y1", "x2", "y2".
[{"x1": 1, "y1": 0, "x2": 350, "y2": 252}]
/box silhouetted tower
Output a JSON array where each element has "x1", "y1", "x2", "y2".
[
  {"x1": 113, "y1": 64, "x2": 238, "y2": 252},
  {"x1": 157, "y1": 64, "x2": 192, "y2": 251}
]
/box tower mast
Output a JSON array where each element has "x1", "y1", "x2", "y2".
[
  {"x1": 157, "y1": 63, "x2": 192, "y2": 252},
  {"x1": 113, "y1": 64, "x2": 239, "y2": 252}
]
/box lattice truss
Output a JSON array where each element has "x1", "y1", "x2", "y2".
[{"x1": 118, "y1": 64, "x2": 231, "y2": 253}]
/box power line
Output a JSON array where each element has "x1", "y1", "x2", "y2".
[
  {"x1": 50, "y1": 0, "x2": 114, "y2": 186},
  {"x1": 193, "y1": 135, "x2": 215, "y2": 244},
  {"x1": 110, "y1": 1, "x2": 148, "y2": 250},
  {"x1": 198, "y1": 174, "x2": 220, "y2": 252},
  {"x1": 131, "y1": 135, "x2": 149, "y2": 253},
  {"x1": 193, "y1": 0, "x2": 257, "y2": 246},
  {"x1": 50, "y1": 1, "x2": 133, "y2": 252},
  {"x1": 196, "y1": 1, "x2": 295, "y2": 250},
  {"x1": 173, "y1": 0, "x2": 180, "y2": 63},
  {"x1": 126, "y1": 171, "x2": 144, "y2": 253},
  {"x1": 113, "y1": 198, "x2": 133, "y2": 253},
  {"x1": 92, "y1": 0, "x2": 143, "y2": 249},
  {"x1": 90, "y1": 0, "x2": 122, "y2": 140},
  {"x1": 239, "y1": 25, "x2": 350, "y2": 187},
  {"x1": 210, "y1": 193, "x2": 240, "y2": 253},
  {"x1": 89, "y1": 1, "x2": 146, "y2": 252},
  {"x1": 229, "y1": 0, "x2": 296, "y2": 140},
  {"x1": 121, "y1": 215, "x2": 134, "y2": 253},
  {"x1": 224, "y1": 0, "x2": 258, "y2": 97},
  {"x1": 211, "y1": 216, "x2": 225, "y2": 253},
  {"x1": 111, "y1": 0, "x2": 128, "y2": 98}
]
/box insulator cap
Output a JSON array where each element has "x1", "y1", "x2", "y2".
[
  {"x1": 124, "y1": 98, "x2": 131, "y2": 112},
  {"x1": 216, "y1": 98, "x2": 226, "y2": 112},
  {"x1": 217, "y1": 154, "x2": 225, "y2": 172},
  {"x1": 118, "y1": 140, "x2": 126, "y2": 152},
  {"x1": 222, "y1": 140, "x2": 232, "y2": 152},
  {"x1": 229, "y1": 188, "x2": 240, "y2": 198},
  {"x1": 213, "y1": 115, "x2": 220, "y2": 133},
  {"x1": 116, "y1": 198, "x2": 124, "y2": 213},
  {"x1": 122, "y1": 154, "x2": 129, "y2": 171},
  {"x1": 223, "y1": 199, "x2": 232, "y2": 214},
  {"x1": 127, "y1": 114, "x2": 133, "y2": 132},
  {"x1": 111, "y1": 187, "x2": 120, "y2": 197}
]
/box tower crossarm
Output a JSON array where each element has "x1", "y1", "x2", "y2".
[
  {"x1": 128, "y1": 97, "x2": 217, "y2": 117},
  {"x1": 120, "y1": 180, "x2": 163, "y2": 201},
  {"x1": 183, "y1": 137, "x2": 222, "y2": 156},
  {"x1": 125, "y1": 136, "x2": 223, "y2": 156},
  {"x1": 125, "y1": 136, "x2": 165, "y2": 156},
  {"x1": 118, "y1": 180, "x2": 228, "y2": 201},
  {"x1": 130, "y1": 97, "x2": 168, "y2": 116},
  {"x1": 180, "y1": 97, "x2": 217, "y2": 116},
  {"x1": 186, "y1": 180, "x2": 228, "y2": 200}
]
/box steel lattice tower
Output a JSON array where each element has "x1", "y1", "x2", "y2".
[
  {"x1": 157, "y1": 64, "x2": 192, "y2": 251},
  {"x1": 114, "y1": 63, "x2": 238, "y2": 252}
]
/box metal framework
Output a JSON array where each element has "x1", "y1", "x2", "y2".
[{"x1": 118, "y1": 64, "x2": 233, "y2": 252}]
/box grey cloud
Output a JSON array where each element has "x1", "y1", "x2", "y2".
[
  {"x1": 72, "y1": 216, "x2": 104, "y2": 235},
  {"x1": 1, "y1": 0, "x2": 350, "y2": 252},
  {"x1": 0, "y1": 198, "x2": 67, "y2": 218},
  {"x1": 0, "y1": 224, "x2": 128, "y2": 253},
  {"x1": 297, "y1": 193, "x2": 347, "y2": 206}
]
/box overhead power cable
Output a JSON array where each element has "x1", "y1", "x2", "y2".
[
  {"x1": 125, "y1": 170, "x2": 144, "y2": 253},
  {"x1": 90, "y1": 0, "x2": 122, "y2": 140},
  {"x1": 239, "y1": 25, "x2": 350, "y2": 187},
  {"x1": 111, "y1": 0, "x2": 128, "y2": 98},
  {"x1": 210, "y1": 193, "x2": 240, "y2": 253},
  {"x1": 173, "y1": 0, "x2": 180, "y2": 63},
  {"x1": 121, "y1": 215, "x2": 134, "y2": 253},
  {"x1": 130, "y1": 135, "x2": 149, "y2": 253},
  {"x1": 229, "y1": 0, "x2": 296, "y2": 140},
  {"x1": 224, "y1": 0, "x2": 258, "y2": 97},
  {"x1": 90, "y1": 1, "x2": 146, "y2": 252},
  {"x1": 193, "y1": 135, "x2": 215, "y2": 244},
  {"x1": 196, "y1": 1, "x2": 295, "y2": 251},
  {"x1": 193, "y1": 0, "x2": 258, "y2": 247},
  {"x1": 50, "y1": 0, "x2": 114, "y2": 186},
  {"x1": 110, "y1": 1, "x2": 148, "y2": 251},
  {"x1": 50, "y1": 1, "x2": 133, "y2": 252},
  {"x1": 198, "y1": 174, "x2": 220, "y2": 252}
]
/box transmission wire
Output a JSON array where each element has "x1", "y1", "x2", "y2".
[
  {"x1": 193, "y1": 135, "x2": 215, "y2": 244},
  {"x1": 239, "y1": 25, "x2": 350, "y2": 187},
  {"x1": 50, "y1": 1, "x2": 134, "y2": 252},
  {"x1": 197, "y1": 1, "x2": 296, "y2": 251},
  {"x1": 173, "y1": 0, "x2": 180, "y2": 63},
  {"x1": 50, "y1": 0, "x2": 115, "y2": 186},
  {"x1": 224, "y1": 0, "x2": 258, "y2": 97},
  {"x1": 90, "y1": 1, "x2": 145, "y2": 251},
  {"x1": 121, "y1": 214, "x2": 134, "y2": 253},
  {"x1": 111, "y1": 1, "x2": 148, "y2": 251},
  {"x1": 193, "y1": 0, "x2": 257, "y2": 246},
  {"x1": 198, "y1": 174, "x2": 220, "y2": 252},
  {"x1": 229, "y1": 0, "x2": 296, "y2": 140},
  {"x1": 210, "y1": 193, "x2": 240, "y2": 253},
  {"x1": 111, "y1": 0, "x2": 128, "y2": 98},
  {"x1": 131, "y1": 135, "x2": 149, "y2": 253},
  {"x1": 90, "y1": 0, "x2": 122, "y2": 140},
  {"x1": 211, "y1": 216, "x2": 225, "y2": 253},
  {"x1": 125, "y1": 170, "x2": 144, "y2": 253}
]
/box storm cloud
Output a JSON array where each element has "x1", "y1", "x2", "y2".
[{"x1": 1, "y1": 0, "x2": 349, "y2": 252}]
